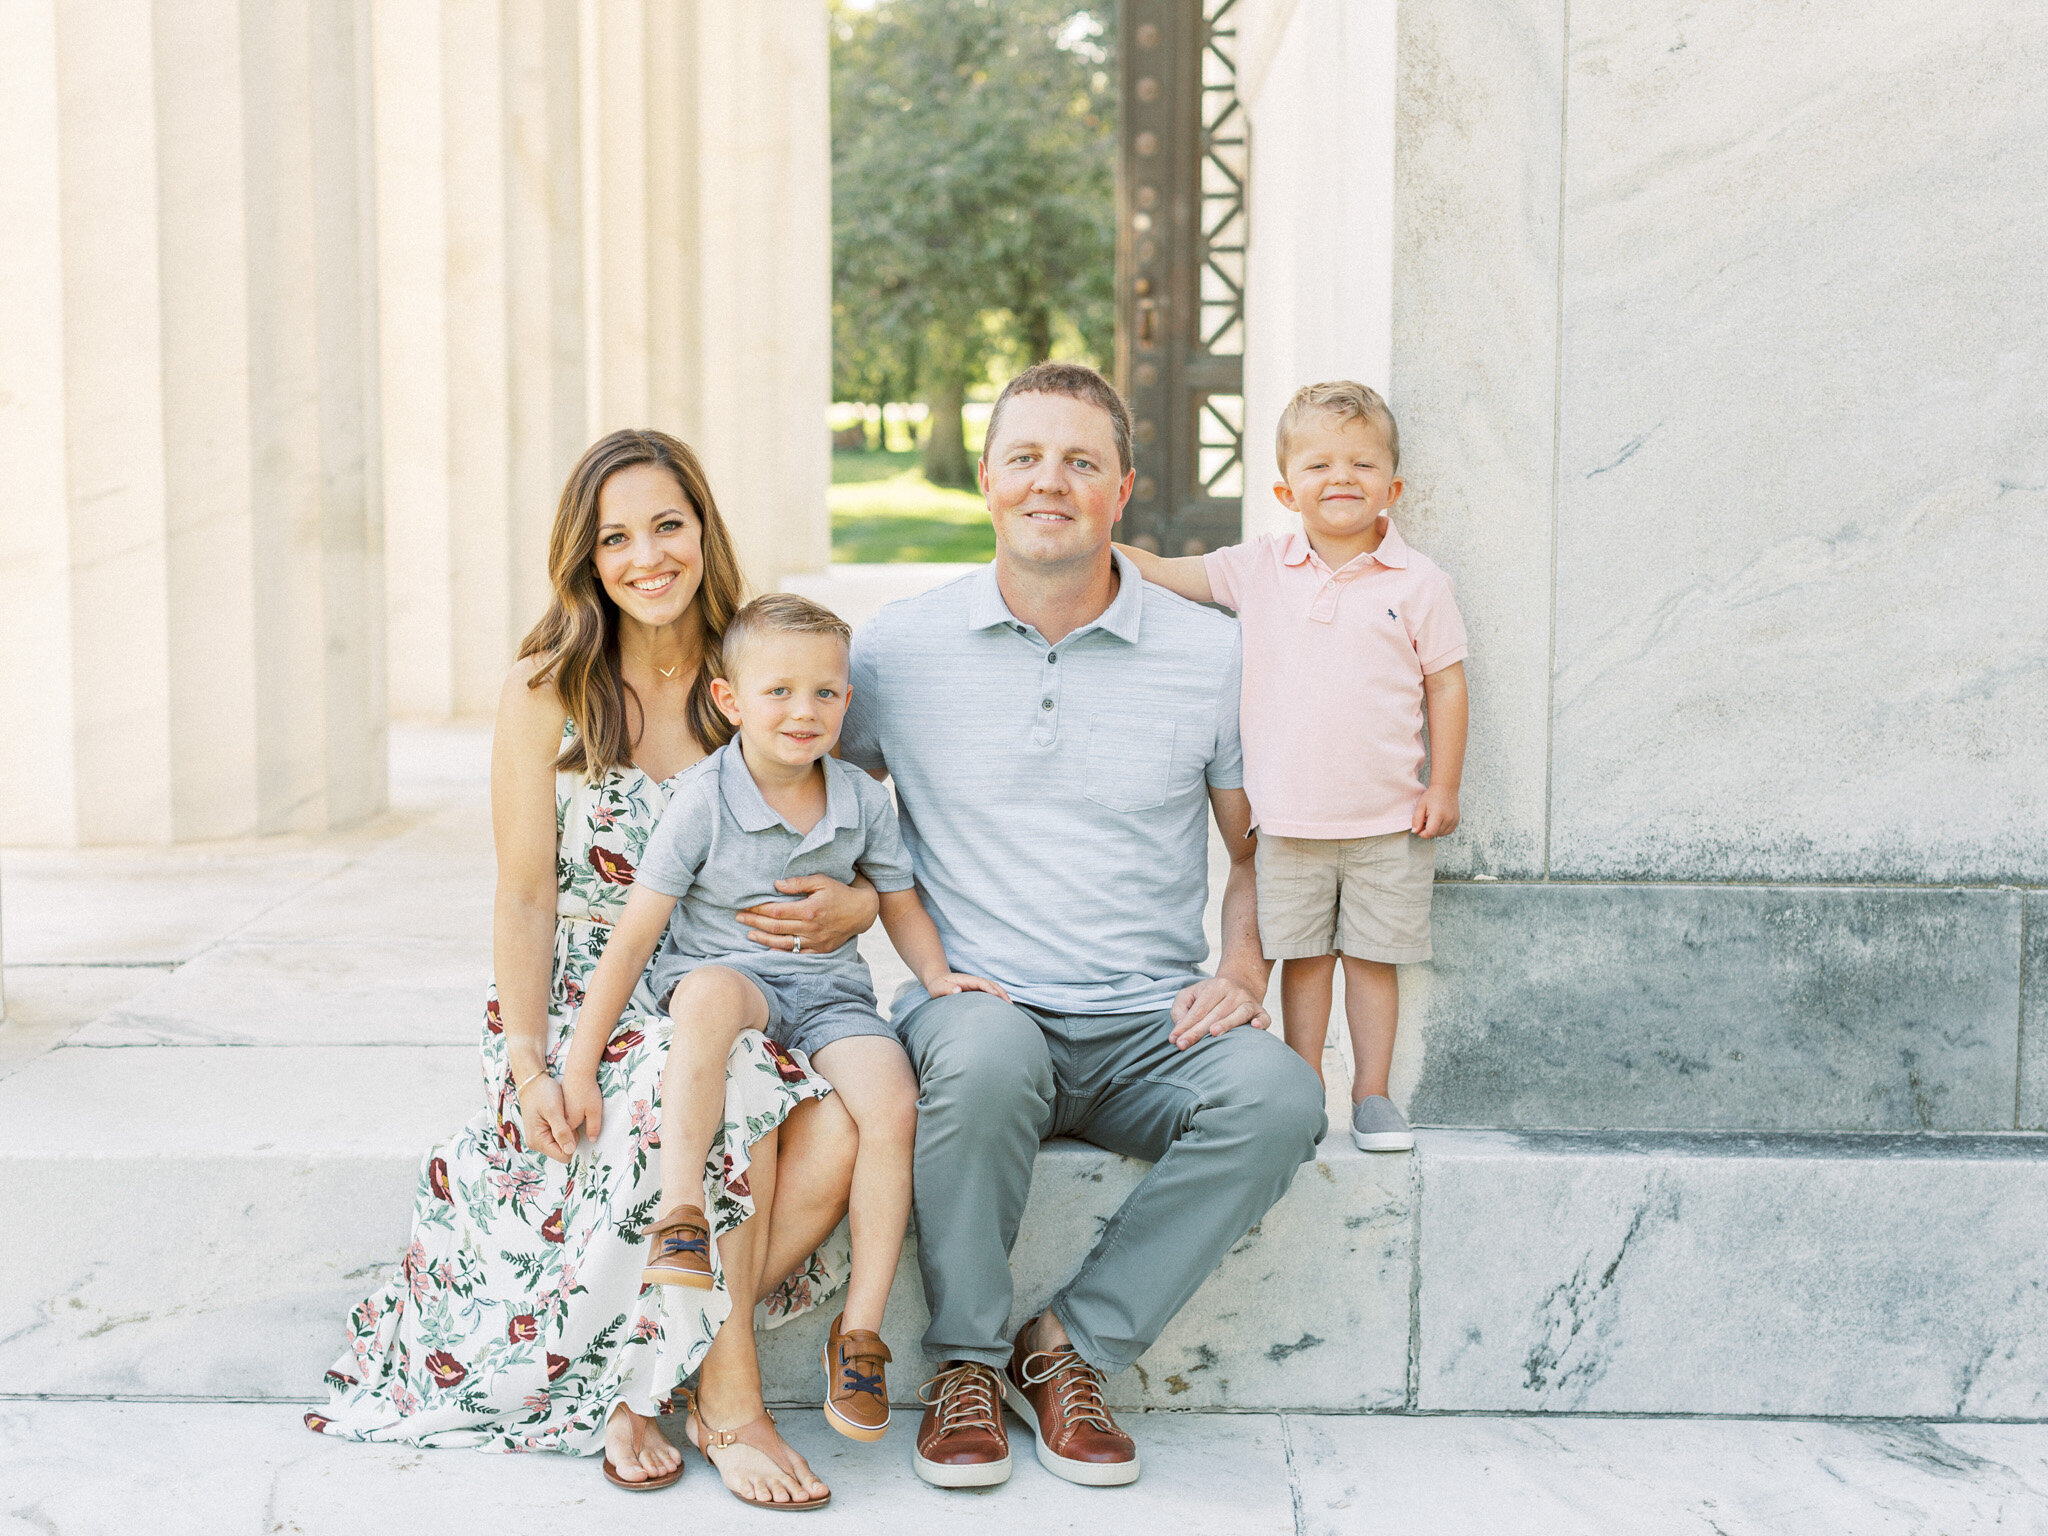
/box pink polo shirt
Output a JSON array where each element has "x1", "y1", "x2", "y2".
[{"x1": 1204, "y1": 524, "x2": 1467, "y2": 838}]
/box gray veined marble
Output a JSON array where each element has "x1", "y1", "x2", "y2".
[
  {"x1": 1547, "y1": 0, "x2": 2048, "y2": 885},
  {"x1": 1415, "y1": 1129, "x2": 2048, "y2": 1417},
  {"x1": 758, "y1": 1137, "x2": 1416, "y2": 1412},
  {"x1": 1404, "y1": 882, "x2": 2024, "y2": 1131},
  {"x1": 1290, "y1": 1415, "x2": 2048, "y2": 1536},
  {"x1": 2020, "y1": 891, "x2": 2048, "y2": 1131},
  {"x1": 1391, "y1": 0, "x2": 1565, "y2": 883}
]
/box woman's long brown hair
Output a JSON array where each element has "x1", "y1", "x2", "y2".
[{"x1": 517, "y1": 429, "x2": 746, "y2": 777}]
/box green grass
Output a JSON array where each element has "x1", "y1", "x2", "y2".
[{"x1": 830, "y1": 448, "x2": 993, "y2": 564}]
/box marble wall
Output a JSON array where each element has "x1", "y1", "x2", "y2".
[
  {"x1": 1234, "y1": 0, "x2": 2048, "y2": 1121},
  {"x1": 1366, "y1": 0, "x2": 2048, "y2": 885}
]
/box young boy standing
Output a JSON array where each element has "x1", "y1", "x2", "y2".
[{"x1": 1118, "y1": 381, "x2": 1468, "y2": 1152}]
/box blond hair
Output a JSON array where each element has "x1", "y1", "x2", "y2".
[
  {"x1": 1275, "y1": 381, "x2": 1400, "y2": 475},
  {"x1": 717, "y1": 592, "x2": 852, "y2": 679}
]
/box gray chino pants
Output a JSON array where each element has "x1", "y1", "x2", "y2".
[{"x1": 895, "y1": 989, "x2": 1327, "y2": 1374}]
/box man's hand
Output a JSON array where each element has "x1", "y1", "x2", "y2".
[
  {"x1": 1412, "y1": 782, "x2": 1460, "y2": 839},
  {"x1": 1169, "y1": 973, "x2": 1270, "y2": 1050},
  {"x1": 737, "y1": 874, "x2": 881, "y2": 954}
]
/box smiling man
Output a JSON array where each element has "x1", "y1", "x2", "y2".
[{"x1": 839, "y1": 361, "x2": 1326, "y2": 1491}]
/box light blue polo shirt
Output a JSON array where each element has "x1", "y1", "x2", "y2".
[
  {"x1": 841, "y1": 551, "x2": 1243, "y2": 1016},
  {"x1": 636, "y1": 744, "x2": 917, "y2": 1007}
]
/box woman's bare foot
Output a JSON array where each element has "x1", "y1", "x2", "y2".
[
  {"x1": 686, "y1": 1396, "x2": 829, "y2": 1505},
  {"x1": 604, "y1": 1402, "x2": 683, "y2": 1485}
]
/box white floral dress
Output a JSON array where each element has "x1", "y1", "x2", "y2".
[{"x1": 308, "y1": 731, "x2": 850, "y2": 1454}]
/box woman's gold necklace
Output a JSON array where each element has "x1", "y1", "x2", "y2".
[{"x1": 657, "y1": 664, "x2": 679, "y2": 679}]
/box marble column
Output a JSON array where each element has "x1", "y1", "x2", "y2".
[
  {"x1": 580, "y1": 0, "x2": 832, "y2": 589},
  {"x1": 0, "y1": 0, "x2": 385, "y2": 847},
  {"x1": 373, "y1": 0, "x2": 830, "y2": 724},
  {"x1": 371, "y1": 0, "x2": 579, "y2": 721}
]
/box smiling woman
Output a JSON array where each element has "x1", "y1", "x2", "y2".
[
  {"x1": 523, "y1": 434, "x2": 745, "y2": 775},
  {"x1": 309, "y1": 428, "x2": 873, "y2": 1507}
]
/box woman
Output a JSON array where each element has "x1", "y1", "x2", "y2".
[{"x1": 310, "y1": 430, "x2": 875, "y2": 1507}]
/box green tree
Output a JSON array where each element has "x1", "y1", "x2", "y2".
[{"x1": 832, "y1": 0, "x2": 1115, "y2": 486}]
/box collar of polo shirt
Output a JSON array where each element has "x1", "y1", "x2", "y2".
[
  {"x1": 964, "y1": 549, "x2": 1146, "y2": 645},
  {"x1": 1280, "y1": 521, "x2": 1411, "y2": 574},
  {"x1": 714, "y1": 743, "x2": 862, "y2": 851}
]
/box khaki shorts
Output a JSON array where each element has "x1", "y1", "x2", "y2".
[{"x1": 1253, "y1": 831, "x2": 1437, "y2": 964}]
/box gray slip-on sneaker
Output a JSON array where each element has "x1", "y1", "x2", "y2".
[{"x1": 1350, "y1": 1095, "x2": 1415, "y2": 1152}]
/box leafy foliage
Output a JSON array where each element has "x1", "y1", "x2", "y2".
[{"x1": 832, "y1": 0, "x2": 1116, "y2": 483}]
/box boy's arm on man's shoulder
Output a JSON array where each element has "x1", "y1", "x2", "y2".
[{"x1": 1114, "y1": 542, "x2": 1215, "y2": 605}]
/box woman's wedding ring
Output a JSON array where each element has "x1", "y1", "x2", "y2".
[{"x1": 791, "y1": 935, "x2": 803, "y2": 953}]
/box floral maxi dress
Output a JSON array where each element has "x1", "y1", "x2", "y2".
[{"x1": 309, "y1": 737, "x2": 850, "y2": 1454}]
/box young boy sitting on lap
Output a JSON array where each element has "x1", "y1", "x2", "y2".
[
  {"x1": 1118, "y1": 381, "x2": 1468, "y2": 1152},
  {"x1": 562, "y1": 593, "x2": 1007, "y2": 1442}
]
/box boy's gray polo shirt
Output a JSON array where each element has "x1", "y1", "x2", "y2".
[
  {"x1": 842, "y1": 551, "x2": 1243, "y2": 1016},
  {"x1": 636, "y1": 744, "x2": 916, "y2": 986}
]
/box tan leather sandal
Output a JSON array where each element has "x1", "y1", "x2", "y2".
[
  {"x1": 681, "y1": 1390, "x2": 831, "y2": 1512},
  {"x1": 599, "y1": 1405, "x2": 684, "y2": 1491},
  {"x1": 601, "y1": 1450, "x2": 683, "y2": 1491}
]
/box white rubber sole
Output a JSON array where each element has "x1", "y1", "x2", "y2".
[
  {"x1": 912, "y1": 1449, "x2": 1013, "y2": 1488},
  {"x1": 1351, "y1": 1127, "x2": 1416, "y2": 1152},
  {"x1": 1000, "y1": 1379, "x2": 1140, "y2": 1487}
]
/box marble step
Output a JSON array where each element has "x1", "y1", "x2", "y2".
[
  {"x1": 4, "y1": 1042, "x2": 2045, "y2": 1418},
  {"x1": 9, "y1": 1401, "x2": 2048, "y2": 1536},
  {"x1": 0, "y1": 1042, "x2": 1409, "y2": 1413}
]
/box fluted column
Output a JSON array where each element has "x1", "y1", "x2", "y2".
[
  {"x1": 374, "y1": 0, "x2": 830, "y2": 722},
  {"x1": 0, "y1": 0, "x2": 384, "y2": 846}
]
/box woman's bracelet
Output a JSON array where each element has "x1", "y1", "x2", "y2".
[{"x1": 514, "y1": 1065, "x2": 551, "y2": 1094}]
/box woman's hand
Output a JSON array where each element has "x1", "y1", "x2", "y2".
[
  {"x1": 518, "y1": 1074, "x2": 579, "y2": 1165},
  {"x1": 561, "y1": 1068, "x2": 605, "y2": 1148},
  {"x1": 736, "y1": 875, "x2": 880, "y2": 955}
]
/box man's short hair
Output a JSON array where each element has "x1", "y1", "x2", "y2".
[
  {"x1": 1275, "y1": 380, "x2": 1401, "y2": 475},
  {"x1": 717, "y1": 592, "x2": 851, "y2": 677},
  {"x1": 982, "y1": 361, "x2": 1134, "y2": 478}
]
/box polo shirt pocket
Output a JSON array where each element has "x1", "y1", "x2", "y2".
[{"x1": 1082, "y1": 715, "x2": 1177, "y2": 813}]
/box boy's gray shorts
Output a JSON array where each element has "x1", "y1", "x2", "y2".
[{"x1": 659, "y1": 955, "x2": 893, "y2": 1060}]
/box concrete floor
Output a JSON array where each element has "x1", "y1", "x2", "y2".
[{"x1": 5, "y1": 712, "x2": 2047, "y2": 1532}]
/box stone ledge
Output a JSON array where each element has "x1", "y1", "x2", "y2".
[
  {"x1": 1405, "y1": 882, "x2": 2025, "y2": 1131},
  {"x1": 9, "y1": 1046, "x2": 2047, "y2": 1418},
  {"x1": 0, "y1": 1044, "x2": 1408, "y2": 1410},
  {"x1": 1415, "y1": 1128, "x2": 2048, "y2": 1418}
]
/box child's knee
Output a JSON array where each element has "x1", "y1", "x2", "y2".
[
  {"x1": 836, "y1": 1074, "x2": 919, "y2": 1150},
  {"x1": 666, "y1": 967, "x2": 763, "y2": 1039}
]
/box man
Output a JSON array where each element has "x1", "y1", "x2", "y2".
[{"x1": 839, "y1": 361, "x2": 1326, "y2": 1489}]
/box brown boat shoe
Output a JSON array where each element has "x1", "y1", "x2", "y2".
[
  {"x1": 912, "y1": 1360, "x2": 1012, "y2": 1488},
  {"x1": 821, "y1": 1313, "x2": 892, "y2": 1442},
  {"x1": 640, "y1": 1204, "x2": 713, "y2": 1289},
  {"x1": 1003, "y1": 1323, "x2": 1139, "y2": 1486}
]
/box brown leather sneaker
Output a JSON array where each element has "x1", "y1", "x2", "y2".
[
  {"x1": 913, "y1": 1361, "x2": 1012, "y2": 1488},
  {"x1": 640, "y1": 1204, "x2": 713, "y2": 1289},
  {"x1": 1003, "y1": 1323, "x2": 1139, "y2": 1486},
  {"x1": 821, "y1": 1313, "x2": 892, "y2": 1442}
]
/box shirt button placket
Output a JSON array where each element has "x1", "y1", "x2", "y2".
[{"x1": 1032, "y1": 645, "x2": 1061, "y2": 746}]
